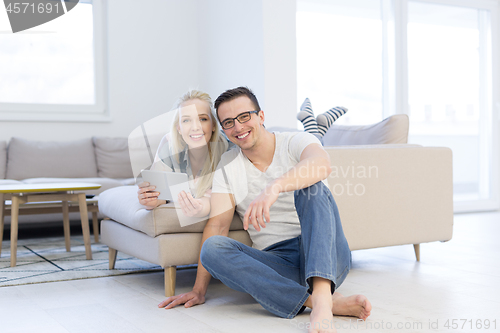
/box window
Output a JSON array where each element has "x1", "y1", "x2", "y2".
[
  {"x1": 407, "y1": 1, "x2": 497, "y2": 211},
  {"x1": 297, "y1": 0, "x2": 384, "y2": 125},
  {"x1": 0, "y1": 0, "x2": 107, "y2": 121},
  {"x1": 297, "y1": 0, "x2": 500, "y2": 212}
]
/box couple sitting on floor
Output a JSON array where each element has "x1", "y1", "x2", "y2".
[{"x1": 137, "y1": 87, "x2": 371, "y2": 333}]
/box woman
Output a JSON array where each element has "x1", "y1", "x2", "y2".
[{"x1": 137, "y1": 90, "x2": 228, "y2": 217}]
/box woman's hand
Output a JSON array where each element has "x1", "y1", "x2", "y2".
[
  {"x1": 178, "y1": 191, "x2": 205, "y2": 217},
  {"x1": 137, "y1": 181, "x2": 161, "y2": 210},
  {"x1": 158, "y1": 290, "x2": 206, "y2": 309}
]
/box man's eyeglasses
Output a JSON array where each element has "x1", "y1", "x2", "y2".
[{"x1": 220, "y1": 110, "x2": 260, "y2": 130}]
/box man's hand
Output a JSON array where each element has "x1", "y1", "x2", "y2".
[
  {"x1": 137, "y1": 182, "x2": 160, "y2": 209},
  {"x1": 243, "y1": 182, "x2": 280, "y2": 232},
  {"x1": 178, "y1": 191, "x2": 204, "y2": 217},
  {"x1": 158, "y1": 290, "x2": 206, "y2": 309}
]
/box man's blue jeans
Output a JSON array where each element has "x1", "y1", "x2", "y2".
[{"x1": 200, "y1": 182, "x2": 351, "y2": 319}]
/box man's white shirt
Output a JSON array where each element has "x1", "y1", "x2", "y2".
[{"x1": 212, "y1": 132, "x2": 326, "y2": 250}]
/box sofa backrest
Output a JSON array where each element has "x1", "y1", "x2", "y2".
[
  {"x1": 0, "y1": 141, "x2": 6, "y2": 179},
  {"x1": 6, "y1": 137, "x2": 99, "y2": 180}
]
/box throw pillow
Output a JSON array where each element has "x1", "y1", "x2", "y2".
[
  {"x1": 322, "y1": 114, "x2": 409, "y2": 146},
  {"x1": 93, "y1": 137, "x2": 134, "y2": 179}
]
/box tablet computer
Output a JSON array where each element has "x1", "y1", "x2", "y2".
[{"x1": 141, "y1": 170, "x2": 191, "y2": 202}]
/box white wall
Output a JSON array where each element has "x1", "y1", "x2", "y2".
[
  {"x1": 197, "y1": 0, "x2": 297, "y2": 128},
  {"x1": 262, "y1": 0, "x2": 297, "y2": 128},
  {"x1": 0, "y1": 0, "x2": 298, "y2": 142},
  {"x1": 196, "y1": 0, "x2": 266, "y2": 104},
  {"x1": 106, "y1": 0, "x2": 200, "y2": 137}
]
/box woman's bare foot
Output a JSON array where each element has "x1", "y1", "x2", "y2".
[{"x1": 331, "y1": 292, "x2": 371, "y2": 320}]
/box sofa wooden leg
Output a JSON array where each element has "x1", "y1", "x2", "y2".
[
  {"x1": 109, "y1": 248, "x2": 117, "y2": 269},
  {"x1": 413, "y1": 244, "x2": 420, "y2": 262},
  {"x1": 165, "y1": 266, "x2": 177, "y2": 297}
]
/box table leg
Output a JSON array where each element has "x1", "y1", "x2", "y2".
[
  {"x1": 77, "y1": 193, "x2": 92, "y2": 260},
  {"x1": 0, "y1": 193, "x2": 4, "y2": 257},
  {"x1": 10, "y1": 196, "x2": 20, "y2": 267},
  {"x1": 62, "y1": 200, "x2": 71, "y2": 252},
  {"x1": 92, "y1": 211, "x2": 99, "y2": 243}
]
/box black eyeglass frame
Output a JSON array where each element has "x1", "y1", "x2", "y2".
[{"x1": 220, "y1": 110, "x2": 261, "y2": 130}]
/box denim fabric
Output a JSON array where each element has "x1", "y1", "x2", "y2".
[{"x1": 200, "y1": 182, "x2": 351, "y2": 319}]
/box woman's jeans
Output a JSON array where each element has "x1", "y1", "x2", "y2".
[{"x1": 200, "y1": 182, "x2": 351, "y2": 319}]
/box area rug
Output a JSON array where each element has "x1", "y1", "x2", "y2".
[{"x1": 0, "y1": 236, "x2": 162, "y2": 287}]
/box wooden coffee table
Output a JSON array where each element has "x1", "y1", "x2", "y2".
[{"x1": 0, "y1": 183, "x2": 101, "y2": 267}]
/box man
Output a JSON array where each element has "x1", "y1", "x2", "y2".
[{"x1": 158, "y1": 87, "x2": 371, "y2": 333}]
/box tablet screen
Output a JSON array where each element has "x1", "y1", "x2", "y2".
[{"x1": 141, "y1": 170, "x2": 190, "y2": 202}]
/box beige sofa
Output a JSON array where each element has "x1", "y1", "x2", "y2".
[
  {"x1": 0, "y1": 137, "x2": 135, "y2": 226},
  {"x1": 98, "y1": 115, "x2": 454, "y2": 297}
]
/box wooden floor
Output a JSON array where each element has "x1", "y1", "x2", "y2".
[{"x1": 1, "y1": 211, "x2": 499, "y2": 333}]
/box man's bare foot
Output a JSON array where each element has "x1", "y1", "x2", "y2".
[
  {"x1": 331, "y1": 292, "x2": 372, "y2": 320},
  {"x1": 309, "y1": 298, "x2": 336, "y2": 333},
  {"x1": 308, "y1": 277, "x2": 337, "y2": 333}
]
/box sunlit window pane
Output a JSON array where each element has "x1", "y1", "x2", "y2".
[
  {"x1": 296, "y1": 0, "x2": 383, "y2": 125},
  {"x1": 407, "y1": 1, "x2": 491, "y2": 202},
  {"x1": 0, "y1": 3, "x2": 95, "y2": 105}
]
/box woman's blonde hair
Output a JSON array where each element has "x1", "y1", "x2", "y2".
[{"x1": 170, "y1": 90, "x2": 228, "y2": 198}]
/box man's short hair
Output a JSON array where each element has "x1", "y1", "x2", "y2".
[{"x1": 214, "y1": 86, "x2": 261, "y2": 121}]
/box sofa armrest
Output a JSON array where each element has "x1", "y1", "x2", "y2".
[{"x1": 325, "y1": 145, "x2": 453, "y2": 251}]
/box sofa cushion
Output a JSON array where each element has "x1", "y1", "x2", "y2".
[
  {"x1": 0, "y1": 141, "x2": 6, "y2": 179},
  {"x1": 6, "y1": 137, "x2": 98, "y2": 180},
  {"x1": 322, "y1": 114, "x2": 409, "y2": 146},
  {"x1": 98, "y1": 185, "x2": 245, "y2": 237},
  {"x1": 117, "y1": 178, "x2": 137, "y2": 186},
  {"x1": 93, "y1": 137, "x2": 134, "y2": 179},
  {"x1": 0, "y1": 179, "x2": 23, "y2": 185}
]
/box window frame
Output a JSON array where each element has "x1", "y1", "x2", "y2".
[{"x1": 0, "y1": 0, "x2": 109, "y2": 122}]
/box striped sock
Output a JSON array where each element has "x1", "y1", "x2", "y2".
[
  {"x1": 297, "y1": 98, "x2": 319, "y2": 135},
  {"x1": 316, "y1": 106, "x2": 347, "y2": 137}
]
